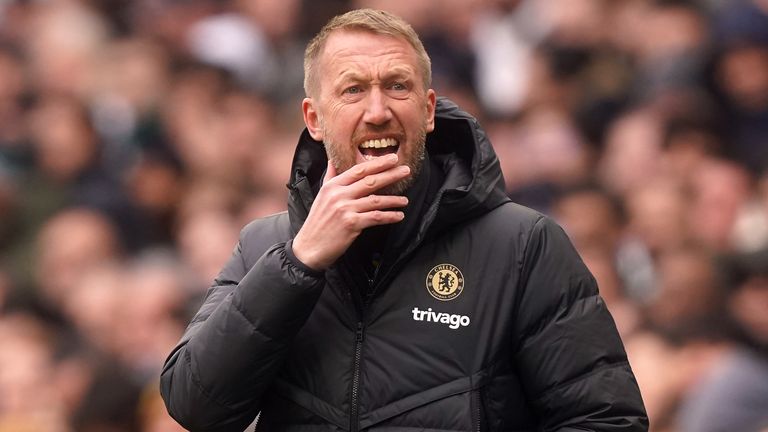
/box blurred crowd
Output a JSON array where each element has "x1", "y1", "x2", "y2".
[{"x1": 0, "y1": 0, "x2": 767, "y2": 431}]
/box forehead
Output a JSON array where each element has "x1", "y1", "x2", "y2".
[{"x1": 318, "y1": 29, "x2": 419, "y2": 72}]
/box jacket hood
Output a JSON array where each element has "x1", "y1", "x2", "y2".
[{"x1": 287, "y1": 97, "x2": 509, "y2": 236}]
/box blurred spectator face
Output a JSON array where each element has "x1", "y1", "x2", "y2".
[
  {"x1": 730, "y1": 275, "x2": 768, "y2": 346},
  {"x1": 539, "y1": 0, "x2": 606, "y2": 45},
  {"x1": 599, "y1": 109, "x2": 664, "y2": 194},
  {"x1": 554, "y1": 188, "x2": 622, "y2": 253},
  {"x1": 176, "y1": 209, "x2": 239, "y2": 288},
  {"x1": 433, "y1": 0, "x2": 480, "y2": 41},
  {"x1": 0, "y1": 314, "x2": 67, "y2": 431},
  {"x1": 607, "y1": 0, "x2": 650, "y2": 55},
  {"x1": 640, "y1": 4, "x2": 706, "y2": 62},
  {"x1": 717, "y1": 45, "x2": 768, "y2": 111},
  {"x1": 113, "y1": 256, "x2": 185, "y2": 376},
  {"x1": 247, "y1": 129, "x2": 295, "y2": 198},
  {"x1": 127, "y1": 155, "x2": 184, "y2": 216},
  {"x1": 35, "y1": 208, "x2": 120, "y2": 307},
  {"x1": 25, "y1": 2, "x2": 108, "y2": 96},
  {"x1": 519, "y1": 108, "x2": 590, "y2": 184},
  {"x1": 237, "y1": 0, "x2": 300, "y2": 41},
  {"x1": 163, "y1": 65, "x2": 243, "y2": 182},
  {"x1": 647, "y1": 247, "x2": 720, "y2": 336},
  {"x1": 688, "y1": 160, "x2": 751, "y2": 250},
  {"x1": 63, "y1": 263, "x2": 125, "y2": 356},
  {"x1": 91, "y1": 38, "x2": 170, "y2": 143},
  {"x1": 493, "y1": 108, "x2": 590, "y2": 190},
  {"x1": 217, "y1": 90, "x2": 274, "y2": 163},
  {"x1": 95, "y1": 39, "x2": 169, "y2": 114},
  {"x1": 627, "y1": 178, "x2": 688, "y2": 253},
  {"x1": 28, "y1": 95, "x2": 98, "y2": 182},
  {"x1": 662, "y1": 123, "x2": 720, "y2": 181},
  {"x1": 0, "y1": 48, "x2": 25, "y2": 107}
]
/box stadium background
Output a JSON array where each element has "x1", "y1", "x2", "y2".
[{"x1": 0, "y1": 0, "x2": 767, "y2": 430}]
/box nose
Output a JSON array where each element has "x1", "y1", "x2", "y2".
[{"x1": 362, "y1": 87, "x2": 392, "y2": 126}]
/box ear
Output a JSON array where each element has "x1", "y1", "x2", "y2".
[
  {"x1": 302, "y1": 98, "x2": 324, "y2": 141},
  {"x1": 425, "y1": 89, "x2": 437, "y2": 133}
]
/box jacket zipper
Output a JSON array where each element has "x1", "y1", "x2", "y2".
[
  {"x1": 350, "y1": 321, "x2": 364, "y2": 432},
  {"x1": 348, "y1": 192, "x2": 448, "y2": 431},
  {"x1": 475, "y1": 388, "x2": 482, "y2": 432}
]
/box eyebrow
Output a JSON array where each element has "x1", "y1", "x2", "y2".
[{"x1": 333, "y1": 66, "x2": 415, "y2": 88}]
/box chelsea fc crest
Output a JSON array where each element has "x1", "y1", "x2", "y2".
[{"x1": 426, "y1": 264, "x2": 465, "y2": 301}]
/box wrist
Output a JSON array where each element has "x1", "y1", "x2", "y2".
[
  {"x1": 291, "y1": 236, "x2": 327, "y2": 271},
  {"x1": 285, "y1": 239, "x2": 326, "y2": 276}
]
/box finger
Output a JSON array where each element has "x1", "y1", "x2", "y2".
[
  {"x1": 357, "y1": 210, "x2": 406, "y2": 229},
  {"x1": 347, "y1": 164, "x2": 411, "y2": 197},
  {"x1": 352, "y1": 194, "x2": 409, "y2": 213},
  {"x1": 333, "y1": 154, "x2": 399, "y2": 186}
]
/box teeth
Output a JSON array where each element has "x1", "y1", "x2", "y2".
[{"x1": 359, "y1": 138, "x2": 398, "y2": 149}]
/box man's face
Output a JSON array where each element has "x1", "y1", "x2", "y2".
[{"x1": 303, "y1": 29, "x2": 436, "y2": 194}]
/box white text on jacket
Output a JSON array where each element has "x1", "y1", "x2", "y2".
[{"x1": 411, "y1": 307, "x2": 470, "y2": 329}]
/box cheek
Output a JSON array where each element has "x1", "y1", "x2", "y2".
[{"x1": 325, "y1": 105, "x2": 357, "y2": 135}]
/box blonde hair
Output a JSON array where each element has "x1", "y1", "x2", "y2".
[{"x1": 303, "y1": 9, "x2": 432, "y2": 97}]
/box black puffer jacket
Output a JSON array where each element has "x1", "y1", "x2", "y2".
[{"x1": 160, "y1": 99, "x2": 648, "y2": 432}]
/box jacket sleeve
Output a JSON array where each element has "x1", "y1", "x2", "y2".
[
  {"x1": 513, "y1": 216, "x2": 648, "y2": 432},
  {"x1": 160, "y1": 235, "x2": 325, "y2": 432}
]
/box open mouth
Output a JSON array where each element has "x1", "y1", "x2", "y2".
[{"x1": 359, "y1": 138, "x2": 399, "y2": 160}]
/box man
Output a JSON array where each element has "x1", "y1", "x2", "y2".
[{"x1": 161, "y1": 9, "x2": 647, "y2": 432}]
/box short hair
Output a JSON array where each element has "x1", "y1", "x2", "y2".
[{"x1": 303, "y1": 9, "x2": 432, "y2": 98}]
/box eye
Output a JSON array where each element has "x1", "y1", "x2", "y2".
[
  {"x1": 343, "y1": 86, "x2": 362, "y2": 95},
  {"x1": 389, "y1": 82, "x2": 407, "y2": 91}
]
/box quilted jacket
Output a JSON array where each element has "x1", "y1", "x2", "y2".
[{"x1": 160, "y1": 98, "x2": 648, "y2": 432}]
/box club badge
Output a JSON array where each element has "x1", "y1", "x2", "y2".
[{"x1": 426, "y1": 263, "x2": 465, "y2": 301}]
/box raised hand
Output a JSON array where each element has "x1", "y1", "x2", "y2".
[{"x1": 292, "y1": 153, "x2": 410, "y2": 271}]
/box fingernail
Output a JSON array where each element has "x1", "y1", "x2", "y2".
[
  {"x1": 388, "y1": 154, "x2": 398, "y2": 162},
  {"x1": 400, "y1": 165, "x2": 410, "y2": 173}
]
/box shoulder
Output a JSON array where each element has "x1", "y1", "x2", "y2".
[
  {"x1": 240, "y1": 211, "x2": 291, "y2": 239},
  {"x1": 472, "y1": 201, "x2": 547, "y2": 241},
  {"x1": 476, "y1": 203, "x2": 584, "y2": 275},
  {"x1": 238, "y1": 211, "x2": 293, "y2": 261}
]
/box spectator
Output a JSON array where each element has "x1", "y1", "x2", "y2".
[{"x1": 0, "y1": 0, "x2": 766, "y2": 429}]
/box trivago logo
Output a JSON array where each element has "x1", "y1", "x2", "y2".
[{"x1": 411, "y1": 307, "x2": 470, "y2": 330}]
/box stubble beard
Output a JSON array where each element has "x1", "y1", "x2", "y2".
[{"x1": 323, "y1": 124, "x2": 427, "y2": 196}]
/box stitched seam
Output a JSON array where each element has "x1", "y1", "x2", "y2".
[
  {"x1": 231, "y1": 296, "x2": 278, "y2": 341},
  {"x1": 534, "y1": 359, "x2": 631, "y2": 405},
  {"x1": 182, "y1": 348, "x2": 246, "y2": 412},
  {"x1": 512, "y1": 215, "x2": 546, "y2": 348},
  {"x1": 515, "y1": 215, "x2": 546, "y2": 300},
  {"x1": 519, "y1": 290, "x2": 600, "y2": 343}
]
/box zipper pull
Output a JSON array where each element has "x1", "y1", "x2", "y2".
[
  {"x1": 356, "y1": 322, "x2": 364, "y2": 342},
  {"x1": 370, "y1": 253, "x2": 383, "y2": 287}
]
